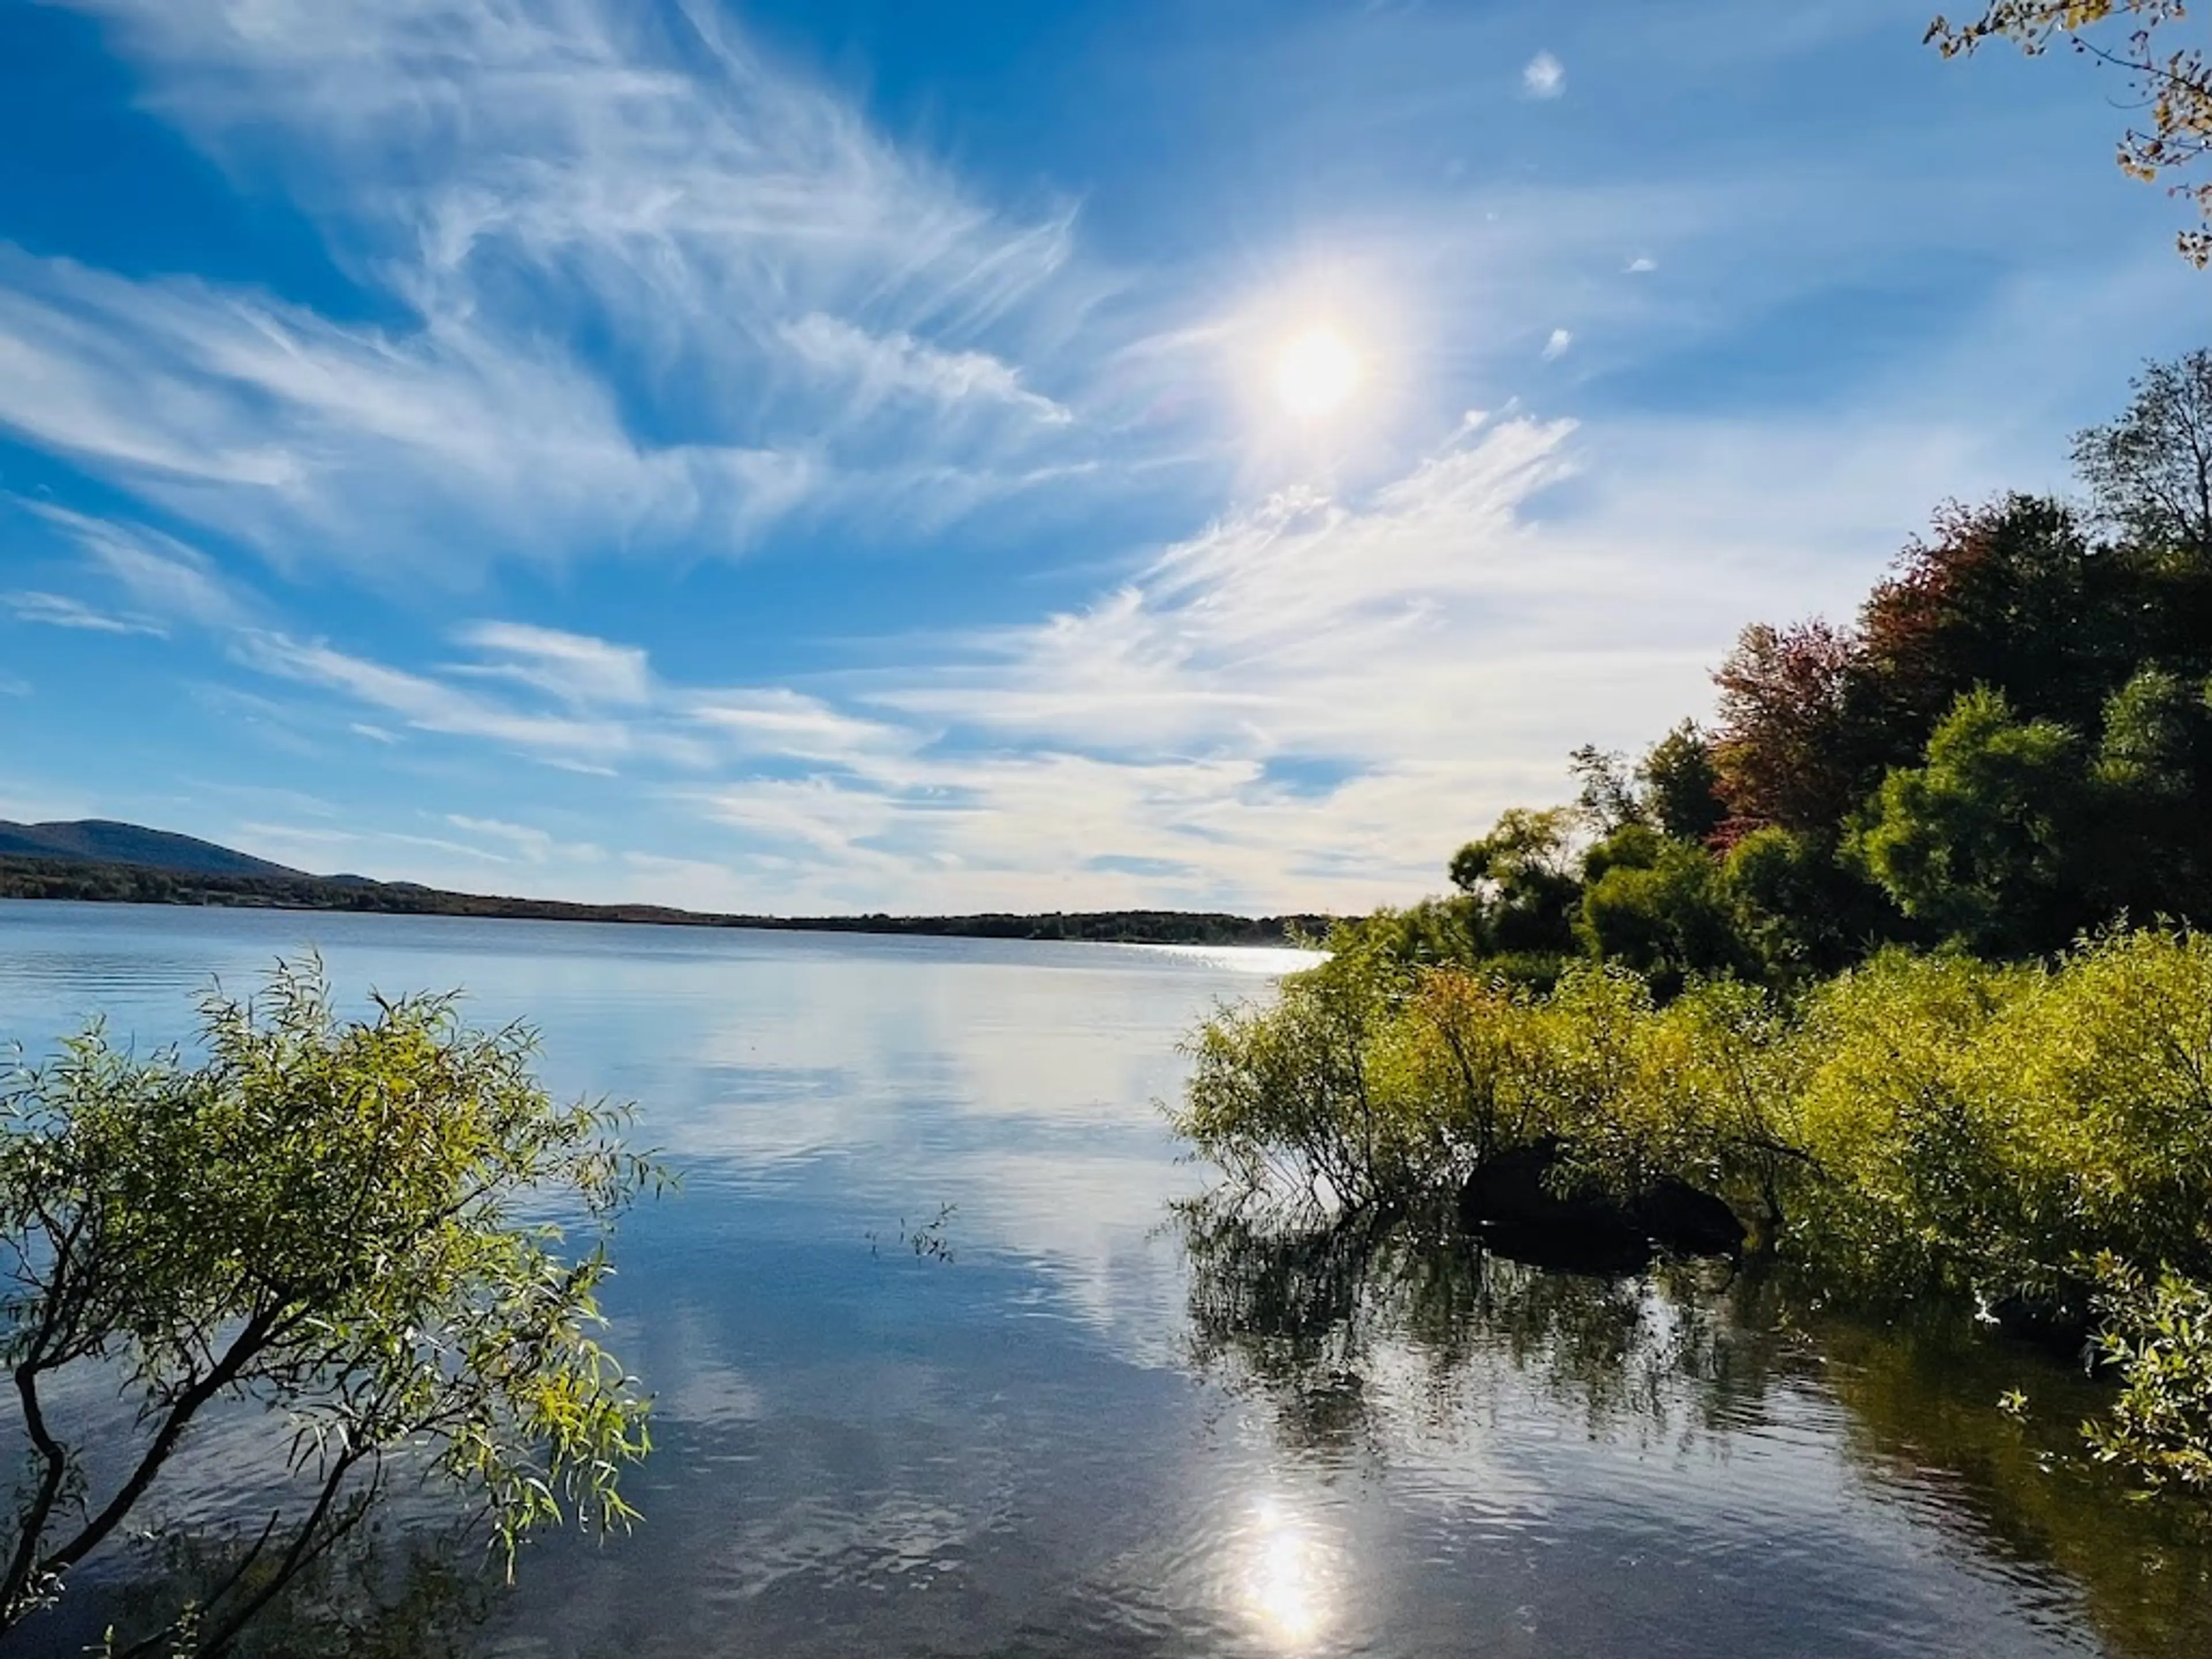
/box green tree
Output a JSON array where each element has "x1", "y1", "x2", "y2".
[
  {"x1": 2090, "y1": 664, "x2": 2212, "y2": 920},
  {"x1": 1723, "y1": 825, "x2": 1903, "y2": 981},
  {"x1": 0, "y1": 962, "x2": 660, "y2": 1656},
  {"x1": 1566, "y1": 745, "x2": 1643, "y2": 834},
  {"x1": 1850, "y1": 688, "x2": 2092, "y2": 953},
  {"x1": 1579, "y1": 821, "x2": 1666, "y2": 887},
  {"x1": 2074, "y1": 350, "x2": 2212, "y2": 554},
  {"x1": 2097, "y1": 663, "x2": 2207, "y2": 796},
  {"x1": 1929, "y1": 2, "x2": 2212, "y2": 265},
  {"x1": 1577, "y1": 840, "x2": 1752, "y2": 998},
  {"x1": 1561, "y1": 728, "x2": 1729, "y2": 846},
  {"x1": 1637, "y1": 721, "x2": 1728, "y2": 843},
  {"x1": 1447, "y1": 807, "x2": 1582, "y2": 961}
]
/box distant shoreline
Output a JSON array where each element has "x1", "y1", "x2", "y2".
[{"x1": 0, "y1": 854, "x2": 1332, "y2": 949}]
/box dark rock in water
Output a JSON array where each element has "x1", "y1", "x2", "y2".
[
  {"x1": 1458, "y1": 1139, "x2": 1742, "y2": 1268},
  {"x1": 1985, "y1": 1286, "x2": 2097, "y2": 1364},
  {"x1": 1459, "y1": 1140, "x2": 1621, "y2": 1232},
  {"x1": 1633, "y1": 1176, "x2": 1746, "y2": 1259},
  {"x1": 1459, "y1": 1139, "x2": 1649, "y2": 1272}
]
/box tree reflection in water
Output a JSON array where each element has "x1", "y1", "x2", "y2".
[
  {"x1": 1180, "y1": 1197, "x2": 1773, "y2": 1460},
  {"x1": 48, "y1": 1206, "x2": 2212, "y2": 1659},
  {"x1": 1177, "y1": 1199, "x2": 2212, "y2": 1659},
  {"x1": 56, "y1": 1517, "x2": 495, "y2": 1659}
]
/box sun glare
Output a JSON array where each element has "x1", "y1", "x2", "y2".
[
  {"x1": 1274, "y1": 327, "x2": 1359, "y2": 419},
  {"x1": 1238, "y1": 1497, "x2": 1340, "y2": 1649}
]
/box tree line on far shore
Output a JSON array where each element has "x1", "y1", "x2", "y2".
[{"x1": 0, "y1": 854, "x2": 1328, "y2": 949}]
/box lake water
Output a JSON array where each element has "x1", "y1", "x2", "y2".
[{"x1": 3, "y1": 900, "x2": 2209, "y2": 1658}]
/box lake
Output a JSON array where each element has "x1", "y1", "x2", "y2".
[{"x1": 3, "y1": 899, "x2": 2209, "y2": 1658}]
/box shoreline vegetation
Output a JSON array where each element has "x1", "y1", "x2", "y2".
[
  {"x1": 0, "y1": 854, "x2": 1332, "y2": 949},
  {"x1": 1169, "y1": 350, "x2": 2212, "y2": 1504},
  {"x1": 0, "y1": 963, "x2": 660, "y2": 1654}
]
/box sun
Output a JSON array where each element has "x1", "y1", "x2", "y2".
[{"x1": 1274, "y1": 327, "x2": 1359, "y2": 419}]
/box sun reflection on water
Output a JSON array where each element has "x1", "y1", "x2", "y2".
[{"x1": 1238, "y1": 1496, "x2": 1342, "y2": 1650}]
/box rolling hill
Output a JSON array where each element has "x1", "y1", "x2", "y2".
[{"x1": 0, "y1": 819, "x2": 305, "y2": 879}]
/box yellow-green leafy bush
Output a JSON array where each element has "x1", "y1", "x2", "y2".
[{"x1": 1173, "y1": 927, "x2": 2212, "y2": 1498}]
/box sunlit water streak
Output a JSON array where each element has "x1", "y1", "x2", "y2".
[{"x1": 2, "y1": 900, "x2": 2207, "y2": 1658}]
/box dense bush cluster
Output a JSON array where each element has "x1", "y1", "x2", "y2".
[
  {"x1": 0, "y1": 964, "x2": 661, "y2": 1653},
  {"x1": 1172, "y1": 931, "x2": 2212, "y2": 1495}
]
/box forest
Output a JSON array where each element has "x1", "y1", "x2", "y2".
[{"x1": 1345, "y1": 349, "x2": 2212, "y2": 993}]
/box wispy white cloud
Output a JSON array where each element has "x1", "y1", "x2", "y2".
[
  {"x1": 1522, "y1": 51, "x2": 1565, "y2": 99},
  {"x1": 66, "y1": 0, "x2": 1082, "y2": 334},
  {"x1": 215, "y1": 615, "x2": 907, "y2": 789},
  {"x1": 5, "y1": 590, "x2": 165, "y2": 636},
  {"x1": 24, "y1": 501, "x2": 248, "y2": 627},
  {"x1": 884, "y1": 415, "x2": 1587, "y2": 758},
  {"x1": 447, "y1": 815, "x2": 606, "y2": 866},
  {"x1": 232, "y1": 632, "x2": 650, "y2": 764},
  {"x1": 779, "y1": 314, "x2": 1073, "y2": 428},
  {"x1": 684, "y1": 688, "x2": 923, "y2": 769},
  {"x1": 13, "y1": 0, "x2": 1104, "y2": 578},
  {"x1": 452, "y1": 622, "x2": 654, "y2": 709},
  {"x1": 1542, "y1": 327, "x2": 1574, "y2": 361},
  {"x1": 1626, "y1": 255, "x2": 1658, "y2": 274},
  {"x1": 0, "y1": 254, "x2": 821, "y2": 581}
]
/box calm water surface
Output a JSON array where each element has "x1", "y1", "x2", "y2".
[{"x1": 3, "y1": 900, "x2": 2209, "y2": 1658}]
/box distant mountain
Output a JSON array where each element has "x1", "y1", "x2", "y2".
[{"x1": 0, "y1": 819, "x2": 305, "y2": 880}]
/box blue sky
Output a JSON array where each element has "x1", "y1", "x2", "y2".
[{"x1": 1, "y1": 0, "x2": 2206, "y2": 914}]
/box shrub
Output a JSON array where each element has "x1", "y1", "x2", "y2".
[
  {"x1": 0, "y1": 961, "x2": 661, "y2": 1654},
  {"x1": 1173, "y1": 928, "x2": 2212, "y2": 1500}
]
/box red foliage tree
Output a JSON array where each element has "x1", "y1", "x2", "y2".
[
  {"x1": 1710, "y1": 619, "x2": 1870, "y2": 839},
  {"x1": 1857, "y1": 494, "x2": 2104, "y2": 736}
]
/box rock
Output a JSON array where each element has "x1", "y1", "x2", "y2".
[
  {"x1": 1459, "y1": 1139, "x2": 1609, "y2": 1229},
  {"x1": 1984, "y1": 1286, "x2": 2097, "y2": 1364},
  {"x1": 1634, "y1": 1176, "x2": 1747, "y2": 1259},
  {"x1": 1459, "y1": 1139, "x2": 1649, "y2": 1271},
  {"x1": 1457, "y1": 1139, "x2": 1743, "y2": 1269}
]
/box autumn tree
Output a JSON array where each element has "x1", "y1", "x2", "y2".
[
  {"x1": 1709, "y1": 620, "x2": 1871, "y2": 835},
  {"x1": 1857, "y1": 494, "x2": 2115, "y2": 736},
  {"x1": 1929, "y1": 2, "x2": 2212, "y2": 264}
]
